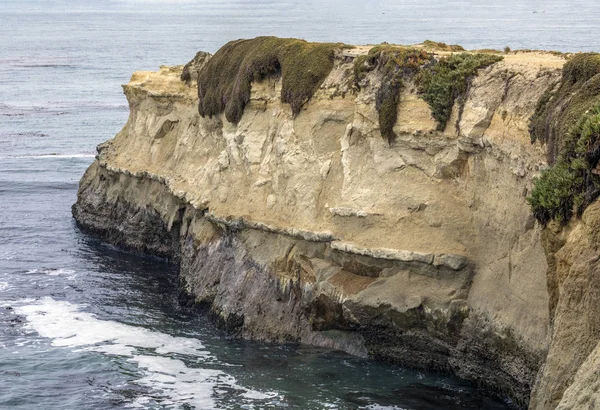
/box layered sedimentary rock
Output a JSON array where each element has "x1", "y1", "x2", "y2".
[{"x1": 73, "y1": 41, "x2": 597, "y2": 408}]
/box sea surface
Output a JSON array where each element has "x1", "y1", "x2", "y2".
[{"x1": 1, "y1": 1, "x2": 599, "y2": 409}]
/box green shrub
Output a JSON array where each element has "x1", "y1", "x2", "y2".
[
  {"x1": 474, "y1": 48, "x2": 502, "y2": 54},
  {"x1": 528, "y1": 103, "x2": 600, "y2": 225},
  {"x1": 418, "y1": 53, "x2": 503, "y2": 130},
  {"x1": 353, "y1": 46, "x2": 502, "y2": 140},
  {"x1": 563, "y1": 53, "x2": 600, "y2": 84},
  {"x1": 528, "y1": 163, "x2": 581, "y2": 225},
  {"x1": 422, "y1": 40, "x2": 465, "y2": 52},
  {"x1": 354, "y1": 45, "x2": 432, "y2": 142},
  {"x1": 196, "y1": 37, "x2": 346, "y2": 124}
]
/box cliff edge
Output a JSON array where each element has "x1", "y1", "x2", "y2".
[{"x1": 72, "y1": 38, "x2": 599, "y2": 409}]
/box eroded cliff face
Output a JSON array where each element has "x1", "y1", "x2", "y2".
[
  {"x1": 72, "y1": 46, "x2": 575, "y2": 408},
  {"x1": 530, "y1": 202, "x2": 600, "y2": 410}
]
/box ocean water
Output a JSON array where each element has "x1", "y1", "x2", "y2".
[{"x1": 1, "y1": 1, "x2": 598, "y2": 408}]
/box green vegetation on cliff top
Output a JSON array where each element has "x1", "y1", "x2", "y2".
[
  {"x1": 196, "y1": 37, "x2": 503, "y2": 143},
  {"x1": 196, "y1": 37, "x2": 346, "y2": 124},
  {"x1": 354, "y1": 45, "x2": 502, "y2": 138},
  {"x1": 354, "y1": 45, "x2": 432, "y2": 142},
  {"x1": 421, "y1": 40, "x2": 465, "y2": 52},
  {"x1": 418, "y1": 53, "x2": 503, "y2": 130},
  {"x1": 528, "y1": 53, "x2": 600, "y2": 225}
]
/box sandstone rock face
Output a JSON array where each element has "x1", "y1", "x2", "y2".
[
  {"x1": 529, "y1": 202, "x2": 600, "y2": 410},
  {"x1": 73, "y1": 50, "x2": 571, "y2": 408}
]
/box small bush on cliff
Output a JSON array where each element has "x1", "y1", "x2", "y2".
[
  {"x1": 422, "y1": 40, "x2": 465, "y2": 52},
  {"x1": 474, "y1": 48, "x2": 502, "y2": 54},
  {"x1": 354, "y1": 46, "x2": 503, "y2": 140},
  {"x1": 528, "y1": 53, "x2": 600, "y2": 224},
  {"x1": 528, "y1": 163, "x2": 581, "y2": 224},
  {"x1": 354, "y1": 45, "x2": 432, "y2": 142},
  {"x1": 418, "y1": 53, "x2": 504, "y2": 130},
  {"x1": 196, "y1": 37, "x2": 346, "y2": 124},
  {"x1": 528, "y1": 104, "x2": 600, "y2": 224}
]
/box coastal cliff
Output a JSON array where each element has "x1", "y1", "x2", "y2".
[{"x1": 72, "y1": 38, "x2": 600, "y2": 409}]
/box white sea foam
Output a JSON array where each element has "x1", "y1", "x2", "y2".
[
  {"x1": 14, "y1": 297, "x2": 280, "y2": 409},
  {"x1": 47, "y1": 268, "x2": 75, "y2": 276},
  {"x1": 26, "y1": 268, "x2": 77, "y2": 280},
  {"x1": 241, "y1": 389, "x2": 280, "y2": 400},
  {"x1": 128, "y1": 355, "x2": 223, "y2": 409},
  {"x1": 14, "y1": 298, "x2": 212, "y2": 355}
]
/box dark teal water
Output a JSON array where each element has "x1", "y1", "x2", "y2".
[{"x1": 2, "y1": 1, "x2": 598, "y2": 408}]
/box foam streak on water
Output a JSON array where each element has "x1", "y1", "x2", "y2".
[{"x1": 13, "y1": 297, "x2": 278, "y2": 409}]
